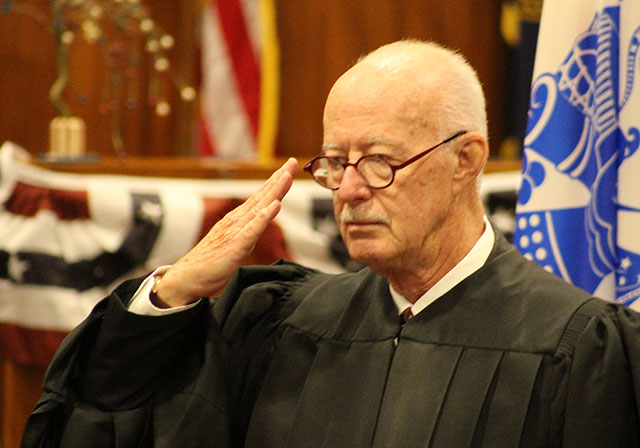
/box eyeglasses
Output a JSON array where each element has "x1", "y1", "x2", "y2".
[{"x1": 303, "y1": 130, "x2": 467, "y2": 190}]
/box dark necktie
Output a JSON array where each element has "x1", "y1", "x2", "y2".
[{"x1": 401, "y1": 307, "x2": 413, "y2": 325}]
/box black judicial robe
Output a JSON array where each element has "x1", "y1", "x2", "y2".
[{"x1": 22, "y1": 233, "x2": 640, "y2": 447}]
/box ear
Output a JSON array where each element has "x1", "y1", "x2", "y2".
[{"x1": 452, "y1": 132, "x2": 489, "y2": 194}]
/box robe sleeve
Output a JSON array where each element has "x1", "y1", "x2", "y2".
[
  {"x1": 21, "y1": 261, "x2": 316, "y2": 448},
  {"x1": 561, "y1": 301, "x2": 640, "y2": 447}
]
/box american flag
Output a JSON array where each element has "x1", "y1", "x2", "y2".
[{"x1": 198, "y1": 0, "x2": 279, "y2": 161}]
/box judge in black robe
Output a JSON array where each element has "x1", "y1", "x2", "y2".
[
  {"x1": 21, "y1": 232, "x2": 640, "y2": 447},
  {"x1": 22, "y1": 40, "x2": 640, "y2": 447}
]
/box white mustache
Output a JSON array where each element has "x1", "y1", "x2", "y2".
[{"x1": 339, "y1": 206, "x2": 389, "y2": 225}]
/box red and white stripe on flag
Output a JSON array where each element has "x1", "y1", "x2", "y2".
[{"x1": 198, "y1": 0, "x2": 279, "y2": 161}]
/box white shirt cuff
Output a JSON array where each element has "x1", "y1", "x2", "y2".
[{"x1": 128, "y1": 266, "x2": 201, "y2": 316}]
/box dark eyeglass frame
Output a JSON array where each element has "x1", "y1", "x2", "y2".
[{"x1": 303, "y1": 130, "x2": 468, "y2": 190}]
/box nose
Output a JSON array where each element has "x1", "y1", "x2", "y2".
[{"x1": 336, "y1": 165, "x2": 372, "y2": 203}]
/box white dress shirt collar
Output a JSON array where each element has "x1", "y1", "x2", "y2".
[{"x1": 389, "y1": 216, "x2": 495, "y2": 317}]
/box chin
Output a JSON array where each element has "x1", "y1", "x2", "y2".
[{"x1": 345, "y1": 241, "x2": 393, "y2": 268}]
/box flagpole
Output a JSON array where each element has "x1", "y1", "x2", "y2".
[{"x1": 257, "y1": 0, "x2": 280, "y2": 164}]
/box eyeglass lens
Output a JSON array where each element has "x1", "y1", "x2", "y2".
[{"x1": 310, "y1": 156, "x2": 394, "y2": 189}]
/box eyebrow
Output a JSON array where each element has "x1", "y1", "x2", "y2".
[
  {"x1": 320, "y1": 142, "x2": 344, "y2": 154},
  {"x1": 320, "y1": 137, "x2": 402, "y2": 154}
]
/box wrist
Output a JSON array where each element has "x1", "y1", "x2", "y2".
[
  {"x1": 151, "y1": 269, "x2": 201, "y2": 308},
  {"x1": 149, "y1": 274, "x2": 172, "y2": 308}
]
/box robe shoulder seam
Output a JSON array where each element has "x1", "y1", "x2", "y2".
[{"x1": 554, "y1": 297, "x2": 604, "y2": 359}]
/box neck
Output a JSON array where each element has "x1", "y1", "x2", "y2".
[{"x1": 383, "y1": 210, "x2": 486, "y2": 303}]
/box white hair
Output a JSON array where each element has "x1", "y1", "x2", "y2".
[{"x1": 356, "y1": 40, "x2": 489, "y2": 141}]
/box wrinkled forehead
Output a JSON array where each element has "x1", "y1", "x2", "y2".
[
  {"x1": 325, "y1": 60, "x2": 443, "y2": 131},
  {"x1": 323, "y1": 79, "x2": 440, "y2": 149}
]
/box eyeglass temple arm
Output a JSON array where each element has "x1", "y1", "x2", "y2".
[{"x1": 392, "y1": 130, "x2": 468, "y2": 170}]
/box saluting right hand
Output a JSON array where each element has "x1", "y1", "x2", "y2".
[{"x1": 153, "y1": 158, "x2": 299, "y2": 308}]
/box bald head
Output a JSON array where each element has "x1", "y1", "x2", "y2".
[{"x1": 325, "y1": 40, "x2": 488, "y2": 141}]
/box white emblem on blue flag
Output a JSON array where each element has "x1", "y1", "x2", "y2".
[{"x1": 515, "y1": 4, "x2": 640, "y2": 305}]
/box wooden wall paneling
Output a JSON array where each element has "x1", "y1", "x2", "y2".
[
  {"x1": 65, "y1": 0, "x2": 197, "y2": 158},
  {"x1": 1, "y1": 1, "x2": 507, "y2": 160},
  {"x1": 1, "y1": 360, "x2": 46, "y2": 448},
  {"x1": 67, "y1": 28, "x2": 120, "y2": 155},
  {"x1": 170, "y1": 0, "x2": 200, "y2": 157},
  {"x1": 139, "y1": 0, "x2": 199, "y2": 157},
  {"x1": 0, "y1": 0, "x2": 197, "y2": 158},
  {"x1": 276, "y1": 0, "x2": 507, "y2": 160},
  {"x1": 0, "y1": 361, "x2": 3, "y2": 445},
  {"x1": 0, "y1": 0, "x2": 57, "y2": 155}
]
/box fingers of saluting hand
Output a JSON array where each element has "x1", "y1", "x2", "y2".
[
  {"x1": 239, "y1": 157, "x2": 298, "y2": 218},
  {"x1": 218, "y1": 158, "x2": 295, "y2": 237},
  {"x1": 156, "y1": 158, "x2": 298, "y2": 306},
  {"x1": 203, "y1": 157, "x2": 298, "y2": 258}
]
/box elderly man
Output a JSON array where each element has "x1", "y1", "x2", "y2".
[{"x1": 23, "y1": 40, "x2": 640, "y2": 447}]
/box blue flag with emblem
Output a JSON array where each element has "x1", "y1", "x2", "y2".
[{"x1": 514, "y1": 0, "x2": 640, "y2": 307}]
